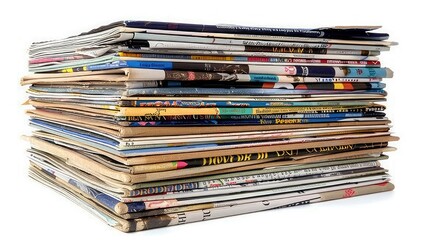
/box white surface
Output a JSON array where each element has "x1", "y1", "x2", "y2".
[{"x1": 0, "y1": 0, "x2": 422, "y2": 239}]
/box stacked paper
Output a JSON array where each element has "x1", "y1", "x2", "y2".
[{"x1": 22, "y1": 21, "x2": 397, "y2": 232}]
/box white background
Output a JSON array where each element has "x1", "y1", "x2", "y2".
[{"x1": 1, "y1": 0, "x2": 422, "y2": 239}]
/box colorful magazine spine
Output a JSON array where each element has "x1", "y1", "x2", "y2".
[
  {"x1": 116, "y1": 105, "x2": 385, "y2": 117},
  {"x1": 118, "y1": 52, "x2": 382, "y2": 66},
  {"x1": 123, "y1": 117, "x2": 384, "y2": 127},
  {"x1": 124, "y1": 88, "x2": 387, "y2": 97},
  {"x1": 119, "y1": 100, "x2": 384, "y2": 108},
  {"x1": 120, "y1": 47, "x2": 381, "y2": 61},
  {"x1": 154, "y1": 82, "x2": 384, "y2": 90},
  {"x1": 117, "y1": 111, "x2": 386, "y2": 121},
  {"x1": 117, "y1": 81, "x2": 386, "y2": 90},
  {"x1": 59, "y1": 61, "x2": 392, "y2": 78},
  {"x1": 126, "y1": 40, "x2": 379, "y2": 56}
]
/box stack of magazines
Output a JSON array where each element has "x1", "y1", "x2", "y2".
[{"x1": 21, "y1": 21, "x2": 398, "y2": 232}]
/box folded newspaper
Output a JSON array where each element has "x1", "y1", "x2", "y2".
[{"x1": 22, "y1": 20, "x2": 397, "y2": 232}]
